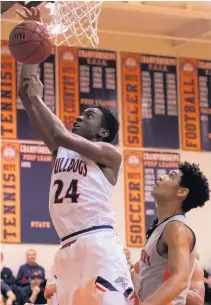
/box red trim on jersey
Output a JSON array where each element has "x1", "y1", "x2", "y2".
[
  {"x1": 164, "y1": 267, "x2": 170, "y2": 281},
  {"x1": 163, "y1": 268, "x2": 173, "y2": 305},
  {"x1": 96, "y1": 284, "x2": 106, "y2": 292},
  {"x1": 129, "y1": 293, "x2": 135, "y2": 300}
]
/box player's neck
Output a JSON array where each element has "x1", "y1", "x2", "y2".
[{"x1": 156, "y1": 202, "x2": 182, "y2": 224}]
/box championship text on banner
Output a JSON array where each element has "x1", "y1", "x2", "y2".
[
  {"x1": 58, "y1": 47, "x2": 119, "y2": 144},
  {"x1": 20, "y1": 143, "x2": 59, "y2": 244},
  {"x1": 1, "y1": 41, "x2": 17, "y2": 139},
  {"x1": 1, "y1": 143, "x2": 20, "y2": 243},
  {"x1": 143, "y1": 152, "x2": 180, "y2": 231},
  {"x1": 198, "y1": 60, "x2": 211, "y2": 151},
  {"x1": 140, "y1": 55, "x2": 179, "y2": 148},
  {"x1": 58, "y1": 47, "x2": 79, "y2": 131},
  {"x1": 121, "y1": 53, "x2": 142, "y2": 147},
  {"x1": 121, "y1": 52, "x2": 179, "y2": 148},
  {"x1": 1, "y1": 143, "x2": 59, "y2": 244},
  {"x1": 124, "y1": 151, "x2": 145, "y2": 247},
  {"x1": 179, "y1": 58, "x2": 201, "y2": 151}
]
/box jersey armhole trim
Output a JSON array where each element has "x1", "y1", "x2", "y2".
[{"x1": 156, "y1": 219, "x2": 196, "y2": 258}]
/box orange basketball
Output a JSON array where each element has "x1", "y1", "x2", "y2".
[{"x1": 8, "y1": 21, "x2": 53, "y2": 64}]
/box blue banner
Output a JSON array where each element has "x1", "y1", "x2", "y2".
[
  {"x1": 17, "y1": 54, "x2": 56, "y2": 140},
  {"x1": 141, "y1": 55, "x2": 179, "y2": 149},
  {"x1": 198, "y1": 60, "x2": 211, "y2": 151},
  {"x1": 20, "y1": 143, "x2": 59, "y2": 244},
  {"x1": 143, "y1": 151, "x2": 180, "y2": 231}
]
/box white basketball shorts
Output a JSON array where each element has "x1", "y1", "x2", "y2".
[{"x1": 54, "y1": 230, "x2": 134, "y2": 305}]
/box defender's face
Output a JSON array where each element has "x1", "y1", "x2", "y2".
[
  {"x1": 151, "y1": 169, "x2": 182, "y2": 201},
  {"x1": 72, "y1": 108, "x2": 103, "y2": 140}
]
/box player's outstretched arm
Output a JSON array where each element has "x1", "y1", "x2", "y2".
[
  {"x1": 20, "y1": 71, "x2": 122, "y2": 169},
  {"x1": 18, "y1": 65, "x2": 59, "y2": 155}
]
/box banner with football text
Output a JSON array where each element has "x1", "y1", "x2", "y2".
[
  {"x1": 121, "y1": 52, "x2": 179, "y2": 149},
  {"x1": 179, "y1": 58, "x2": 211, "y2": 151},
  {"x1": 1, "y1": 142, "x2": 59, "y2": 244},
  {"x1": 124, "y1": 150, "x2": 180, "y2": 248},
  {"x1": 58, "y1": 47, "x2": 118, "y2": 144}
]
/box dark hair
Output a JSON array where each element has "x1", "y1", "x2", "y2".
[
  {"x1": 179, "y1": 162, "x2": 210, "y2": 213},
  {"x1": 97, "y1": 106, "x2": 119, "y2": 143}
]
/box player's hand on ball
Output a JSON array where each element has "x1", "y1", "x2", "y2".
[{"x1": 16, "y1": 7, "x2": 42, "y2": 22}]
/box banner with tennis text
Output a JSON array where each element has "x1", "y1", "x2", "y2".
[
  {"x1": 1, "y1": 143, "x2": 21, "y2": 243},
  {"x1": 58, "y1": 47, "x2": 118, "y2": 144},
  {"x1": 1, "y1": 41, "x2": 56, "y2": 141},
  {"x1": 124, "y1": 150, "x2": 180, "y2": 248},
  {"x1": 121, "y1": 52, "x2": 179, "y2": 149},
  {"x1": 1, "y1": 41, "x2": 17, "y2": 140},
  {"x1": 1, "y1": 142, "x2": 59, "y2": 244}
]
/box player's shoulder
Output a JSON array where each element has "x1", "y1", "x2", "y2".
[
  {"x1": 162, "y1": 220, "x2": 194, "y2": 245},
  {"x1": 163, "y1": 220, "x2": 188, "y2": 233},
  {"x1": 99, "y1": 142, "x2": 122, "y2": 162}
]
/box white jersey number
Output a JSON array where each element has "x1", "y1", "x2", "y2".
[{"x1": 53, "y1": 179, "x2": 80, "y2": 204}]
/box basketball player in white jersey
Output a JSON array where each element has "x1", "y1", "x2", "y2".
[
  {"x1": 17, "y1": 8, "x2": 134, "y2": 305},
  {"x1": 132, "y1": 162, "x2": 209, "y2": 305}
]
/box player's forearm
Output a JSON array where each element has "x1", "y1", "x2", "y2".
[
  {"x1": 143, "y1": 274, "x2": 187, "y2": 305},
  {"x1": 186, "y1": 290, "x2": 204, "y2": 305},
  {"x1": 20, "y1": 67, "x2": 73, "y2": 151},
  {"x1": 31, "y1": 95, "x2": 67, "y2": 141},
  {"x1": 19, "y1": 65, "x2": 58, "y2": 153}
]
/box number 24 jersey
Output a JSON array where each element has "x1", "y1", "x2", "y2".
[{"x1": 49, "y1": 147, "x2": 116, "y2": 240}]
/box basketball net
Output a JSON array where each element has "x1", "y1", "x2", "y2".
[{"x1": 48, "y1": 1, "x2": 103, "y2": 48}]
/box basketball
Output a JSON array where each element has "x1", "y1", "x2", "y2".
[{"x1": 8, "y1": 21, "x2": 52, "y2": 64}]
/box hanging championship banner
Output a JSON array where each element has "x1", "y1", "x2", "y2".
[
  {"x1": 198, "y1": 60, "x2": 211, "y2": 151},
  {"x1": 121, "y1": 53, "x2": 142, "y2": 147},
  {"x1": 124, "y1": 150, "x2": 180, "y2": 248},
  {"x1": 121, "y1": 52, "x2": 179, "y2": 148},
  {"x1": 143, "y1": 152, "x2": 180, "y2": 231},
  {"x1": 179, "y1": 58, "x2": 201, "y2": 151},
  {"x1": 58, "y1": 47, "x2": 118, "y2": 144},
  {"x1": 124, "y1": 151, "x2": 145, "y2": 248},
  {"x1": 1, "y1": 41, "x2": 56, "y2": 141},
  {"x1": 1, "y1": 142, "x2": 59, "y2": 244},
  {"x1": 1, "y1": 41, "x2": 17, "y2": 140},
  {"x1": 1, "y1": 143, "x2": 20, "y2": 243}
]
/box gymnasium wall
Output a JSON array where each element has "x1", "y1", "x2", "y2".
[{"x1": 1, "y1": 29, "x2": 211, "y2": 278}]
